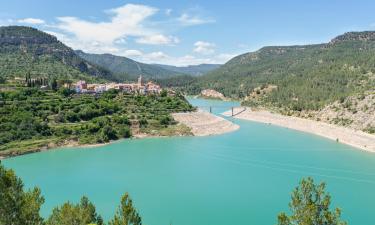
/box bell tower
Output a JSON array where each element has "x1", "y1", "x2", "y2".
[{"x1": 138, "y1": 75, "x2": 143, "y2": 86}]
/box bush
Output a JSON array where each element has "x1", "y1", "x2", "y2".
[
  {"x1": 139, "y1": 118, "x2": 148, "y2": 128},
  {"x1": 65, "y1": 111, "x2": 80, "y2": 123},
  {"x1": 159, "y1": 115, "x2": 172, "y2": 126},
  {"x1": 58, "y1": 87, "x2": 75, "y2": 97},
  {"x1": 118, "y1": 126, "x2": 132, "y2": 138},
  {"x1": 100, "y1": 125, "x2": 118, "y2": 142}
]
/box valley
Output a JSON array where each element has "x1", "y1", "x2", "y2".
[{"x1": 1, "y1": 5, "x2": 375, "y2": 223}]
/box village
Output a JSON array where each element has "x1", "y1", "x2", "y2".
[{"x1": 74, "y1": 75, "x2": 162, "y2": 94}]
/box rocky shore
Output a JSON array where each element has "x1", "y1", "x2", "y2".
[
  {"x1": 224, "y1": 107, "x2": 375, "y2": 152},
  {"x1": 172, "y1": 110, "x2": 239, "y2": 136}
]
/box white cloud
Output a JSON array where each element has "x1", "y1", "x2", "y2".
[
  {"x1": 5, "y1": 4, "x2": 228, "y2": 66},
  {"x1": 55, "y1": 4, "x2": 157, "y2": 44},
  {"x1": 115, "y1": 38, "x2": 127, "y2": 44},
  {"x1": 135, "y1": 51, "x2": 235, "y2": 66},
  {"x1": 47, "y1": 3, "x2": 185, "y2": 54},
  {"x1": 146, "y1": 51, "x2": 169, "y2": 59},
  {"x1": 123, "y1": 49, "x2": 143, "y2": 57},
  {"x1": 18, "y1": 18, "x2": 45, "y2": 25},
  {"x1": 178, "y1": 13, "x2": 215, "y2": 26},
  {"x1": 193, "y1": 41, "x2": 216, "y2": 55},
  {"x1": 136, "y1": 34, "x2": 179, "y2": 45}
]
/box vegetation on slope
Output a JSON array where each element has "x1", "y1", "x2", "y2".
[
  {"x1": 155, "y1": 63, "x2": 221, "y2": 76},
  {"x1": 76, "y1": 50, "x2": 221, "y2": 81},
  {"x1": 170, "y1": 32, "x2": 375, "y2": 113},
  {"x1": 0, "y1": 26, "x2": 112, "y2": 82},
  {"x1": 0, "y1": 87, "x2": 194, "y2": 156},
  {"x1": 76, "y1": 50, "x2": 184, "y2": 81}
]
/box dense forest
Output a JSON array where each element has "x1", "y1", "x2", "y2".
[
  {"x1": 0, "y1": 87, "x2": 194, "y2": 156},
  {"x1": 155, "y1": 63, "x2": 221, "y2": 76},
  {"x1": 0, "y1": 26, "x2": 112, "y2": 82},
  {"x1": 76, "y1": 50, "x2": 221, "y2": 81},
  {"x1": 0, "y1": 162, "x2": 346, "y2": 225},
  {"x1": 75, "y1": 50, "x2": 185, "y2": 81},
  {"x1": 171, "y1": 32, "x2": 375, "y2": 112}
]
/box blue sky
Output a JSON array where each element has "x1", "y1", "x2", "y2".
[{"x1": 1, "y1": 0, "x2": 375, "y2": 66}]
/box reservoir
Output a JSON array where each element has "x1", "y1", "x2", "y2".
[{"x1": 3, "y1": 98, "x2": 375, "y2": 225}]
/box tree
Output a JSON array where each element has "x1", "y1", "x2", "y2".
[
  {"x1": 58, "y1": 87, "x2": 75, "y2": 97},
  {"x1": 159, "y1": 115, "x2": 171, "y2": 126},
  {"x1": 277, "y1": 177, "x2": 347, "y2": 225},
  {"x1": 160, "y1": 89, "x2": 168, "y2": 97},
  {"x1": 46, "y1": 196, "x2": 103, "y2": 225},
  {"x1": 100, "y1": 125, "x2": 118, "y2": 142},
  {"x1": 50, "y1": 77, "x2": 58, "y2": 91},
  {"x1": 118, "y1": 126, "x2": 132, "y2": 138},
  {"x1": 0, "y1": 162, "x2": 44, "y2": 225},
  {"x1": 109, "y1": 193, "x2": 142, "y2": 225}
]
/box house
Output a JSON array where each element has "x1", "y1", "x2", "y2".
[
  {"x1": 75, "y1": 80, "x2": 87, "y2": 93},
  {"x1": 95, "y1": 85, "x2": 106, "y2": 93},
  {"x1": 146, "y1": 81, "x2": 161, "y2": 94},
  {"x1": 73, "y1": 75, "x2": 163, "y2": 95}
]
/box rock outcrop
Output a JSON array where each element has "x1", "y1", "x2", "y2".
[{"x1": 200, "y1": 89, "x2": 226, "y2": 100}]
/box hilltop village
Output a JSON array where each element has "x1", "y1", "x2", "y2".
[{"x1": 74, "y1": 75, "x2": 162, "y2": 94}]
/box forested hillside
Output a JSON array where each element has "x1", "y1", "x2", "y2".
[
  {"x1": 155, "y1": 63, "x2": 221, "y2": 76},
  {"x1": 76, "y1": 50, "x2": 184, "y2": 81},
  {"x1": 195, "y1": 31, "x2": 375, "y2": 111},
  {"x1": 0, "y1": 88, "x2": 194, "y2": 156},
  {"x1": 0, "y1": 26, "x2": 112, "y2": 82}
]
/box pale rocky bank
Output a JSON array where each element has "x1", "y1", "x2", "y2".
[
  {"x1": 223, "y1": 107, "x2": 375, "y2": 152},
  {"x1": 172, "y1": 110, "x2": 239, "y2": 136},
  {"x1": 200, "y1": 89, "x2": 227, "y2": 100}
]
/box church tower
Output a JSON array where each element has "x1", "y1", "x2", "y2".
[{"x1": 138, "y1": 75, "x2": 143, "y2": 86}]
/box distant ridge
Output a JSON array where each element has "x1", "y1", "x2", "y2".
[
  {"x1": 75, "y1": 50, "x2": 184, "y2": 81},
  {"x1": 329, "y1": 31, "x2": 375, "y2": 44},
  {"x1": 154, "y1": 64, "x2": 221, "y2": 76},
  {"x1": 75, "y1": 50, "x2": 221, "y2": 81}
]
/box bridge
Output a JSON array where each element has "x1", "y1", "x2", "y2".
[{"x1": 197, "y1": 105, "x2": 247, "y2": 117}]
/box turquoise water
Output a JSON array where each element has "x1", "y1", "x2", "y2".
[{"x1": 3, "y1": 98, "x2": 375, "y2": 225}]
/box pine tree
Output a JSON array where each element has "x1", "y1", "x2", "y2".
[
  {"x1": 109, "y1": 193, "x2": 142, "y2": 225},
  {"x1": 278, "y1": 177, "x2": 347, "y2": 225}
]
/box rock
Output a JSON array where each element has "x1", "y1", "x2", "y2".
[{"x1": 200, "y1": 89, "x2": 226, "y2": 100}]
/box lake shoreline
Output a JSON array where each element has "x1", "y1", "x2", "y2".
[
  {"x1": 223, "y1": 107, "x2": 375, "y2": 152},
  {"x1": 172, "y1": 109, "x2": 240, "y2": 136},
  {"x1": 0, "y1": 110, "x2": 239, "y2": 159}
]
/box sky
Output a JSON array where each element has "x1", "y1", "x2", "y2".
[{"x1": 1, "y1": 0, "x2": 375, "y2": 66}]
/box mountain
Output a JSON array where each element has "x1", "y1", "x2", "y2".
[
  {"x1": 154, "y1": 64, "x2": 221, "y2": 76},
  {"x1": 0, "y1": 26, "x2": 112, "y2": 81},
  {"x1": 75, "y1": 51, "x2": 185, "y2": 81},
  {"x1": 196, "y1": 31, "x2": 375, "y2": 111}
]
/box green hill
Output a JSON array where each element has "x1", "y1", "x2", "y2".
[
  {"x1": 75, "y1": 50, "x2": 185, "y2": 81},
  {"x1": 196, "y1": 31, "x2": 375, "y2": 111},
  {"x1": 0, "y1": 26, "x2": 112, "y2": 82},
  {"x1": 154, "y1": 64, "x2": 221, "y2": 76}
]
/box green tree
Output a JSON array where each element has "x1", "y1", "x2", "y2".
[
  {"x1": 50, "y1": 78, "x2": 58, "y2": 91},
  {"x1": 118, "y1": 126, "x2": 132, "y2": 138},
  {"x1": 0, "y1": 162, "x2": 44, "y2": 225},
  {"x1": 101, "y1": 125, "x2": 118, "y2": 142},
  {"x1": 278, "y1": 177, "x2": 347, "y2": 225},
  {"x1": 58, "y1": 87, "x2": 75, "y2": 97},
  {"x1": 109, "y1": 193, "x2": 142, "y2": 225},
  {"x1": 46, "y1": 196, "x2": 103, "y2": 225},
  {"x1": 160, "y1": 89, "x2": 168, "y2": 97}
]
